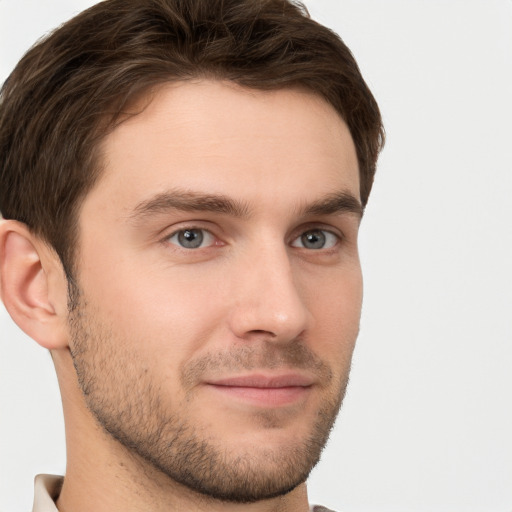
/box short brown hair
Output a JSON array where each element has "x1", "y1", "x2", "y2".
[{"x1": 0, "y1": 0, "x2": 384, "y2": 275}]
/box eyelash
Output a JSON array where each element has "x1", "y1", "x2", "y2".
[
  {"x1": 166, "y1": 227, "x2": 218, "y2": 250},
  {"x1": 290, "y1": 229, "x2": 340, "y2": 250},
  {"x1": 163, "y1": 225, "x2": 343, "y2": 251}
]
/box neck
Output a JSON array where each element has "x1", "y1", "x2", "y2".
[{"x1": 53, "y1": 350, "x2": 311, "y2": 512}]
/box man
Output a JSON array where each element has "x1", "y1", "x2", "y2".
[{"x1": 0, "y1": 0, "x2": 384, "y2": 510}]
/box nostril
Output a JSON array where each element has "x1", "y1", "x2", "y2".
[{"x1": 247, "y1": 329, "x2": 276, "y2": 337}]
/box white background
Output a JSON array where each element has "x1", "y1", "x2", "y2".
[{"x1": 1, "y1": 1, "x2": 511, "y2": 511}]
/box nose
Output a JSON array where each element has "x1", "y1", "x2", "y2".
[{"x1": 227, "y1": 242, "x2": 310, "y2": 343}]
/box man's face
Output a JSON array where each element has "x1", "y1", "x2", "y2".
[{"x1": 69, "y1": 80, "x2": 362, "y2": 502}]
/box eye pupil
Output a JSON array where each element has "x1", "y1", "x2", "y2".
[
  {"x1": 301, "y1": 230, "x2": 326, "y2": 249},
  {"x1": 178, "y1": 229, "x2": 204, "y2": 248}
]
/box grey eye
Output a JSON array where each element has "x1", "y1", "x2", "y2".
[
  {"x1": 301, "y1": 230, "x2": 325, "y2": 249},
  {"x1": 291, "y1": 229, "x2": 338, "y2": 250},
  {"x1": 169, "y1": 229, "x2": 213, "y2": 249}
]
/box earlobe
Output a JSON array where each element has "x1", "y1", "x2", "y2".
[{"x1": 0, "y1": 220, "x2": 69, "y2": 350}]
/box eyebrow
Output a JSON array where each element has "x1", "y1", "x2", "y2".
[
  {"x1": 128, "y1": 188, "x2": 363, "y2": 223},
  {"x1": 301, "y1": 191, "x2": 364, "y2": 219},
  {"x1": 129, "y1": 189, "x2": 251, "y2": 221}
]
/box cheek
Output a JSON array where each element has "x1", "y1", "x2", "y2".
[
  {"x1": 302, "y1": 264, "x2": 363, "y2": 350},
  {"x1": 80, "y1": 258, "x2": 228, "y2": 362}
]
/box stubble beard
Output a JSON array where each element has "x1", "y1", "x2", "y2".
[{"x1": 67, "y1": 286, "x2": 351, "y2": 503}]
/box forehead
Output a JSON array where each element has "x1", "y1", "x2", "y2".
[{"x1": 87, "y1": 80, "x2": 359, "y2": 217}]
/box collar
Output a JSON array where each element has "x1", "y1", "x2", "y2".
[{"x1": 32, "y1": 475, "x2": 62, "y2": 512}]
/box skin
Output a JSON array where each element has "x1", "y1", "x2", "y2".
[{"x1": 0, "y1": 80, "x2": 362, "y2": 512}]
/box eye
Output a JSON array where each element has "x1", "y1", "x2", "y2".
[
  {"x1": 291, "y1": 229, "x2": 339, "y2": 250},
  {"x1": 167, "y1": 228, "x2": 215, "y2": 249}
]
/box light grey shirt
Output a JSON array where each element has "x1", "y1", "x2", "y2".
[{"x1": 32, "y1": 474, "x2": 336, "y2": 511}]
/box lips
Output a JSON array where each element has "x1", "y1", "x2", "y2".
[
  {"x1": 208, "y1": 374, "x2": 314, "y2": 388},
  {"x1": 204, "y1": 373, "x2": 314, "y2": 407}
]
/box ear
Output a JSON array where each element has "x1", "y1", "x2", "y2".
[{"x1": 0, "y1": 219, "x2": 70, "y2": 349}]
